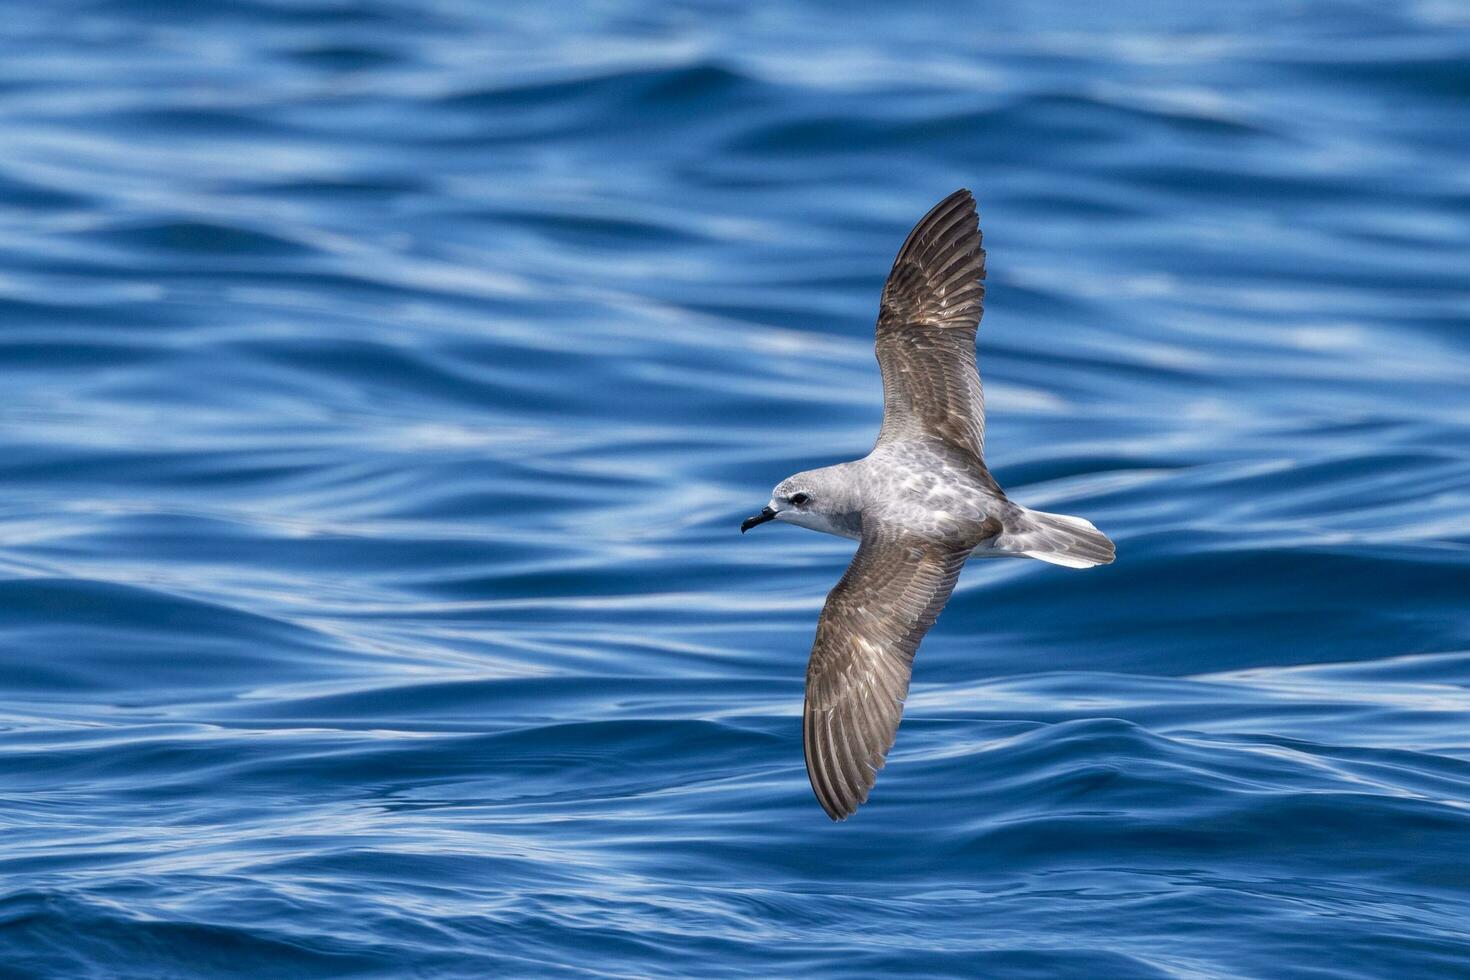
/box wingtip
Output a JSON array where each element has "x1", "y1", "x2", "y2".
[
  {"x1": 943, "y1": 187, "x2": 975, "y2": 211},
  {"x1": 819, "y1": 796, "x2": 854, "y2": 822},
  {"x1": 926, "y1": 187, "x2": 975, "y2": 221}
]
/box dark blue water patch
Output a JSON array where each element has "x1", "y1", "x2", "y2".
[
  {"x1": 0, "y1": 295, "x2": 175, "y2": 330},
  {"x1": 0, "y1": 446, "x2": 330, "y2": 492},
  {"x1": 0, "y1": 338, "x2": 160, "y2": 368},
  {"x1": 488, "y1": 207, "x2": 709, "y2": 250},
  {"x1": 244, "y1": 174, "x2": 428, "y2": 205},
  {"x1": 81, "y1": 220, "x2": 322, "y2": 258},
  {"x1": 937, "y1": 546, "x2": 1470, "y2": 676},
  {"x1": 416, "y1": 62, "x2": 773, "y2": 149},
  {"x1": 1282, "y1": 47, "x2": 1470, "y2": 101},
  {"x1": 282, "y1": 42, "x2": 408, "y2": 72},
  {"x1": 0, "y1": 578, "x2": 360, "y2": 698},
  {"x1": 80, "y1": 106, "x2": 304, "y2": 139},
  {"x1": 80, "y1": 0, "x2": 413, "y2": 27},
  {"x1": 724, "y1": 97, "x2": 1274, "y2": 169},
  {"x1": 435, "y1": 63, "x2": 755, "y2": 114},
  {"x1": 0, "y1": 891, "x2": 395, "y2": 980},
  {"x1": 0, "y1": 172, "x2": 93, "y2": 210}
]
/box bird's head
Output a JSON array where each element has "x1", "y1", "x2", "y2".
[{"x1": 740, "y1": 466, "x2": 861, "y2": 539}]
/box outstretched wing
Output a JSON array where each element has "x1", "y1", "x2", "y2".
[
  {"x1": 874, "y1": 188, "x2": 987, "y2": 458},
  {"x1": 803, "y1": 524, "x2": 971, "y2": 820}
]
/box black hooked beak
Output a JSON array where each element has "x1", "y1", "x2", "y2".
[{"x1": 740, "y1": 506, "x2": 777, "y2": 533}]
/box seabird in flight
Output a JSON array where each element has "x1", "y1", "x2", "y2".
[{"x1": 741, "y1": 189, "x2": 1115, "y2": 820}]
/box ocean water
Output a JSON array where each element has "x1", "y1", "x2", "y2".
[{"x1": 2, "y1": 1, "x2": 1469, "y2": 977}]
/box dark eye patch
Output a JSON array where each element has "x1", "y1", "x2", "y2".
[{"x1": 789, "y1": 492, "x2": 810, "y2": 505}]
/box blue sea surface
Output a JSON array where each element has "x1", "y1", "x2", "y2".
[{"x1": 3, "y1": 2, "x2": 1470, "y2": 977}]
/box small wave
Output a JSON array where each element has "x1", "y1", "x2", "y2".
[
  {"x1": 81, "y1": 219, "x2": 319, "y2": 258},
  {"x1": 432, "y1": 62, "x2": 755, "y2": 114},
  {"x1": 0, "y1": 577, "x2": 351, "y2": 697}
]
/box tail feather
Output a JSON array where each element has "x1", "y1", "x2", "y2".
[{"x1": 1000, "y1": 508, "x2": 1115, "y2": 569}]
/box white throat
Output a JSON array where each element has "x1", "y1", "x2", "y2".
[{"x1": 778, "y1": 508, "x2": 861, "y2": 540}]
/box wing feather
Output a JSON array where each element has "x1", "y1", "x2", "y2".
[
  {"x1": 803, "y1": 525, "x2": 971, "y2": 820},
  {"x1": 874, "y1": 188, "x2": 988, "y2": 457}
]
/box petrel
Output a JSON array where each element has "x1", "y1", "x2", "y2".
[{"x1": 741, "y1": 189, "x2": 1114, "y2": 820}]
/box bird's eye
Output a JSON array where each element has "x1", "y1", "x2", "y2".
[{"x1": 789, "y1": 492, "x2": 810, "y2": 506}]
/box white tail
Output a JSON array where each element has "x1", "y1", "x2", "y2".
[{"x1": 999, "y1": 507, "x2": 1115, "y2": 568}]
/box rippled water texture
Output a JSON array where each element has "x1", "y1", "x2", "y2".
[{"x1": 2, "y1": 2, "x2": 1469, "y2": 977}]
